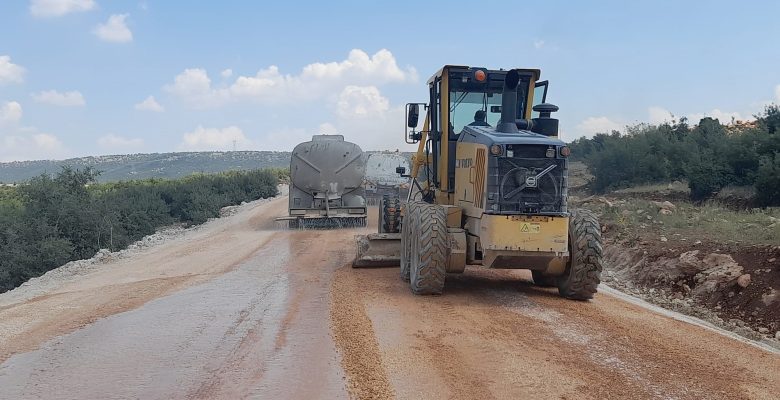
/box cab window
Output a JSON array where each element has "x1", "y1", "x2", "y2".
[
  {"x1": 449, "y1": 91, "x2": 502, "y2": 134},
  {"x1": 445, "y1": 69, "x2": 532, "y2": 134},
  {"x1": 531, "y1": 80, "x2": 548, "y2": 118}
]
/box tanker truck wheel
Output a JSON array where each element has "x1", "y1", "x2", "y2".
[
  {"x1": 381, "y1": 195, "x2": 401, "y2": 233},
  {"x1": 531, "y1": 271, "x2": 557, "y2": 287},
  {"x1": 557, "y1": 209, "x2": 603, "y2": 300},
  {"x1": 409, "y1": 204, "x2": 447, "y2": 295},
  {"x1": 400, "y1": 201, "x2": 423, "y2": 281}
]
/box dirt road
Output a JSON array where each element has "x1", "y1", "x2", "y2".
[{"x1": 0, "y1": 195, "x2": 777, "y2": 399}]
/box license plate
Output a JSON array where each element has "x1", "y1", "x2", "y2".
[{"x1": 520, "y1": 222, "x2": 541, "y2": 234}]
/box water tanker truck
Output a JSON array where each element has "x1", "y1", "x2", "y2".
[{"x1": 278, "y1": 135, "x2": 368, "y2": 228}]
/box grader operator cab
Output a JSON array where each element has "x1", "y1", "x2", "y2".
[{"x1": 354, "y1": 65, "x2": 603, "y2": 300}]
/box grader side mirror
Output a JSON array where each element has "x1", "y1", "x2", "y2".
[
  {"x1": 395, "y1": 166, "x2": 406, "y2": 175},
  {"x1": 407, "y1": 104, "x2": 419, "y2": 128}
]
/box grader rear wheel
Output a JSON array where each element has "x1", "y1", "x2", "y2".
[
  {"x1": 380, "y1": 195, "x2": 401, "y2": 234},
  {"x1": 557, "y1": 209, "x2": 603, "y2": 300},
  {"x1": 409, "y1": 203, "x2": 447, "y2": 295}
]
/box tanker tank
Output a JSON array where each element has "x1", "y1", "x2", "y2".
[
  {"x1": 278, "y1": 135, "x2": 367, "y2": 228},
  {"x1": 363, "y1": 152, "x2": 411, "y2": 205}
]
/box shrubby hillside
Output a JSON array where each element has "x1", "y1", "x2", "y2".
[
  {"x1": 569, "y1": 105, "x2": 780, "y2": 205},
  {"x1": 0, "y1": 151, "x2": 291, "y2": 183},
  {"x1": 0, "y1": 168, "x2": 278, "y2": 292}
]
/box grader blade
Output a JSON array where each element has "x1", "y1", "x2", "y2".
[{"x1": 353, "y1": 233, "x2": 401, "y2": 267}]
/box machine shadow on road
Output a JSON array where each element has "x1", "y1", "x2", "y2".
[
  {"x1": 346, "y1": 264, "x2": 570, "y2": 306},
  {"x1": 443, "y1": 268, "x2": 564, "y2": 301}
]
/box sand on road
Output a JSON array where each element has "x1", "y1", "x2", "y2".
[{"x1": 0, "y1": 195, "x2": 777, "y2": 399}]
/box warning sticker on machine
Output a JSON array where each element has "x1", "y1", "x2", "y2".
[{"x1": 519, "y1": 223, "x2": 541, "y2": 234}]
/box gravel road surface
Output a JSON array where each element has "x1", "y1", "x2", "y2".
[{"x1": 0, "y1": 195, "x2": 777, "y2": 399}]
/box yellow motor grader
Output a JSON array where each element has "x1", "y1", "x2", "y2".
[{"x1": 354, "y1": 65, "x2": 603, "y2": 299}]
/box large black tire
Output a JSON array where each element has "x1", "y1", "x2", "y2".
[
  {"x1": 531, "y1": 270, "x2": 557, "y2": 287},
  {"x1": 557, "y1": 209, "x2": 603, "y2": 300},
  {"x1": 380, "y1": 195, "x2": 401, "y2": 233},
  {"x1": 409, "y1": 204, "x2": 448, "y2": 295},
  {"x1": 400, "y1": 201, "x2": 423, "y2": 282}
]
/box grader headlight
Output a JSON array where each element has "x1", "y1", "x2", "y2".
[{"x1": 490, "y1": 144, "x2": 503, "y2": 156}]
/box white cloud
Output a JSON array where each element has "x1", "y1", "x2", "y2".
[
  {"x1": 0, "y1": 101, "x2": 23, "y2": 125},
  {"x1": 0, "y1": 99, "x2": 69, "y2": 161},
  {"x1": 93, "y1": 14, "x2": 133, "y2": 43},
  {"x1": 32, "y1": 133, "x2": 64, "y2": 151},
  {"x1": 1, "y1": 131, "x2": 68, "y2": 162},
  {"x1": 252, "y1": 86, "x2": 414, "y2": 151},
  {"x1": 648, "y1": 106, "x2": 673, "y2": 124},
  {"x1": 300, "y1": 49, "x2": 415, "y2": 83},
  {"x1": 98, "y1": 134, "x2": 144, "y2": 150},
  {"x1": 178, "y1": 125, "x2": 251, "y2": 151},
  {"x1": 322, "y1": 86, "x2": 411, "y2": 151},
  {"x1": 165, "y1": 68, "x2": 223, "y2": 107},
  {"x1": 0, "y1": 56, "x2": 26, "y2": 85},
  {"x1": 336, "y1": 85, "x2": 389, "y2": 118},
  {"x1": 534, "y1": 40, "x2": 545, "y2": 49},
  {"x1": 775, "y1": 84, "x2": 780, "y2": 103},
  {"x1": 576, "y1": 116, "x2": 623, "y2": 136},
  {"x1": 226, "y1": 66, "x2": 294, "y2": 100},
  {"x1": 220, "y1": 69, "x2": 233, "y2": 79},
  {"x1": 30, "y1": 0, "x2": 95, "y2": 18},
  {"x1": 165, "y1": 49, "x2": 417, "y2": 108},
  {"x1": 32, "y1": 90, "x2": 86, "y2": 106},
  {"x1": 134, "y1": 95, "x2": 164, "y2": 112},
  {"x1": 318, "y1": 122, "x2": 339, "y2": 135}
]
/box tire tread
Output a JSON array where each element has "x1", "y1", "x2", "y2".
[{"x1": 558, "y1": 209, "x2": 603, "y2": 300}]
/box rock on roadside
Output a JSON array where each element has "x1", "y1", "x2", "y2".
[{"x1": 692, "y1": 253, "x2": 744, "y2": 302}]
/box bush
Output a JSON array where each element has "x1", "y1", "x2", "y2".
[
  {"x1": 0, "y1": 168, "x2": 278, "y2": 292},
  {"x1": 571, "y1": 105, "x2": 780, "y2": 205},
  {"x1": 755, "y1": 153, "x2": 780, "y2": 206}
]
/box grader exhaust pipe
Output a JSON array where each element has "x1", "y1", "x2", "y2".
[{"x1": 496, "y1": 69, "x2": 521, "y2": 134}]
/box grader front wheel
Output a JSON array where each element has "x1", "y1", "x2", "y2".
[
  {"x1": 557, "y1": 209, "x2": 603, "y2": 300},
  {"x1": 409, "y1": 203, "x2": 448, "y2": 295}
]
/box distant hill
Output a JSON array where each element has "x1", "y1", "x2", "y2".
[{"x1": 0, "y1": 152, "x2": 291, "y2": 183}]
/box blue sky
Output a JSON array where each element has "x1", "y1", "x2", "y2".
[{"x1": 1, "y1": 0, "x2": 779, "y2": 161}]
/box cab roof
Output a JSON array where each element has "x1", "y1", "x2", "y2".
[
  {"x1": 460, "y1": 125, "x2": 566, "y2": 147},
  {"x1": 427, "y1": 65, "x2": 541, "y2": 85}
]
